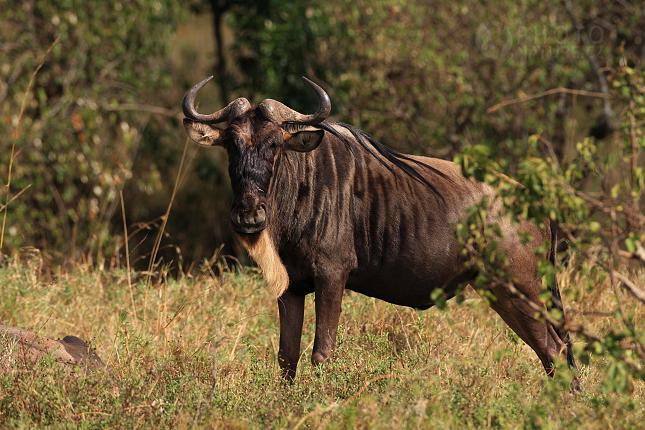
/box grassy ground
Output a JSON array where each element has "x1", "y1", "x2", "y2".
[{"x1": 0, "y1": 252, "x2": 643, "y2": 429}]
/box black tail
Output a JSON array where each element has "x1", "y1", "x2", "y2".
[{"x1": 549, "y1": 220, "x2": 576, "y2": 369}]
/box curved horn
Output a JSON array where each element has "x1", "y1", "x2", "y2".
[
  {"x1": 259, "y1": 77, "x2": 331, "y2": 125},
  {"x1": 182, "y1": 76, "x2": 250, "y2": 124}
]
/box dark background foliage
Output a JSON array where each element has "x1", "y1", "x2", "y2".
[{"x1": 1, "y1": 0, "x2": 643, "y2": 271}]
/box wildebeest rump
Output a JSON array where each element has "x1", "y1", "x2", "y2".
[{"x1": 182, "y1": 76, "x2": 575, "y2": 380}]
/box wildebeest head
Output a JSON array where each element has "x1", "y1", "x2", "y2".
[{"x1": 182, "y1": 76, "x2": 330, "y2": 235}]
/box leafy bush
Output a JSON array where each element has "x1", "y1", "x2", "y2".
[
  {"x1": 1, "y1": 0, "x2": 183, "y2": 262},
  {"x1": 455, "y1": 66, "x2": 645, "y2": 391}
]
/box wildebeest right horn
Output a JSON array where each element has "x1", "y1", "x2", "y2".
[
  {"x1": 259, "y1": 77, "x2": 331, "y2": 125},
  {"x1": 182, "y1": 76, "x2": 251, "y2": 124}
]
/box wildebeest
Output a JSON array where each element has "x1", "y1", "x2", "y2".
[{"x1": 182, "y1": 76, "x2": 575, "y2": 380}]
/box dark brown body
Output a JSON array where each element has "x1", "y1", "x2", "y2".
[
  {"x1": 268, "y1": 125, "x2": 570, "y2": 378},
  {"x1": 271, "y1": 135, "x2": 482, "y2": 305},
  {"x1": 182, "y1": 77, "x2": 574, "y2": 381}
]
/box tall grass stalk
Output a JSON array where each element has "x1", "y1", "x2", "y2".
[
  {"x1": 120, "y1": 190, "x2": 136, "y2": 322},
  {"x1": 144, "y1": 138, "x2": 190, "y2": 320},
  {"x1": 2, "y1": 37, "x2": 60, "y2": 251}
]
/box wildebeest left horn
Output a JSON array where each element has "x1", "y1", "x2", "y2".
[
  {"x1": 259, "y1": 77, "x2": 331, "y2": 125},
  {"x1": 183, "y1": 76, "x2": 251, "y2": 124}
]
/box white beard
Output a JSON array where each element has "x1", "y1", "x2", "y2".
[{"x1": 236, "y1": 230, "x2": 289, "y2": 298}]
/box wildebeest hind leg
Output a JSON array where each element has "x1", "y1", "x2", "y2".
[
  {"x1": 278, "y1": 291, "x2": 305, "y2": 380},
  {"x1": 488, "y1": 282, "x2": 570, "y2": 376}
]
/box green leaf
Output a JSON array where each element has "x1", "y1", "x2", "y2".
[{"x1": 431, "y1": 288, "x2": 447, "y2": 311}]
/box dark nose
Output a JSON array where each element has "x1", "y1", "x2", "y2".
[{"x1": 231, "y1": 203, "x2": 266, "y2": 233}]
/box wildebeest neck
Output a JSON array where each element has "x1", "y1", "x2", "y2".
[{"x1": 315, "y1": 122, "x2": 453, "y2": 201}]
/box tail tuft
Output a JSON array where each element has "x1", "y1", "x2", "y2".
[{"x1": 549, "y1": 220, "x2": 576, "y2": 369}]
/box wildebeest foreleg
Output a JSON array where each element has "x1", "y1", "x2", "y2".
[
  {"x1": 311, "y1": 275, "x2": 347, "y2": 367},
  {"x1": 278, "y1": 291, "x2": 305, "y2": 380}
]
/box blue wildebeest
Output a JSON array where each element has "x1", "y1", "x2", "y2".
[{"x1": 182, "y1": 76, "x2": 575, "y2": 380}]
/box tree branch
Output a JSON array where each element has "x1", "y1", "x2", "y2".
[
  {"x1": 487, "y1": 87, "x2": 612, "y2": 114},
  {"x1": 612, "y1": 271, "x2": 645, "y2": 304},
  {"x1": 99, "y1": 103, "x2": 182, "y2": 119}
]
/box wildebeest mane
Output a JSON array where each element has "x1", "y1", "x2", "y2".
[{"x1": 303, "y1": 121, "x2": 452, "y2": 200}]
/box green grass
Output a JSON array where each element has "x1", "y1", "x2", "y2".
[{"x1": 0, "y1": 253, "x2": 643, "y2": 429}]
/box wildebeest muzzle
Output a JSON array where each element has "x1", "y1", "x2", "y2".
[{"x1": 230, "y1": 198, "x2": 267, "y2": 234}]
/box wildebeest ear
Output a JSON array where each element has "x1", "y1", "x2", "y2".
[
  {"x1": 282, "y1": 130, "x2": 325, "y2": 153},
  {"x1": 183, "y1": 119, "x2": 224, "y2": 147}
]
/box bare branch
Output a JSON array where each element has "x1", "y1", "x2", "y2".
[
  {"x1": 612, "y1": 271, "x2": 645, "y2": 304},
  {"x1": 0, "y1": 184, "x2": 31, "y2": 213},
  {"x1": 99, "y1": 103, "x2": 182, "y2": 119},
  {"x1": 487, "y1": 87, "x2": 612, "y2": 114}
]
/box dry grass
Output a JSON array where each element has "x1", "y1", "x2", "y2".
[{"x1": 0, "y1": 251, "x2": 643, "y2": 428}]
